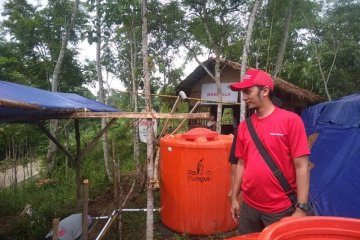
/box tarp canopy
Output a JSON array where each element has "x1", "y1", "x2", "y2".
[
  {"x1": 0, "y1": 80, "x2": 119, "y2": 123},
  {"x1": 302, "y1": 93, "x2": 360, "y2": 218}
]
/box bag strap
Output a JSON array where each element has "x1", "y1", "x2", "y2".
[{"x1": 245, "y1": 118, "x2": 297, "y2": 206}]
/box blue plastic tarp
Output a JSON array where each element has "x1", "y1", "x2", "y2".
[
  {"x1": 302, "y1": 93, "x2": 360, "y2": 134},
  {"x1": 302, "y1": 93, "x2": 360, "y2": 218},
  {"x1": 0, "y1": 80, "x2": 119, "y2": 123}
]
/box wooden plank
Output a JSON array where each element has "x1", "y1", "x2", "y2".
[
  {"x1": 75, "y1": 119, "x2": 81, "y2": 208},
  {"x1": 69, "y1": 112, "x2": 209, "y2": 119},
  {"x1": 37, "y1": 123, "x2": 74, "y2": 162},
  {"x1": 0, "y1": 99, "x2": 41, "y2": 110},
  {"x1": 0, "y1": 112, "x2": 209, "y2": 123},
  {"x1": 78, "y1": 118, "x2": 117, "y2": 162}
]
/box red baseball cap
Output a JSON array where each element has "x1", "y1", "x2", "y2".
[{"x1": 230, "y1": 69, "x2": 274, "y2": 91}]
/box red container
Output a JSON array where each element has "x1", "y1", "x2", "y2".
[
  {"x1": 227, "y1": 233, "x2": 260, "y2": 240},
  {"x1": 259, "y1": 216, "x2": 360, "y2": 240},
  {"x1": 160, "y1": 128, "x2": 237, "y2": 235}
]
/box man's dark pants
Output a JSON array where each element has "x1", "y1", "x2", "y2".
[{"x1": 238, "y1": 202, "x2": 294, "y2": 234}]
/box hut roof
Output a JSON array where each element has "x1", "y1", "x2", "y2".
[{"x1": 177, "y1": 59, "x2": 322, "y2": 104}]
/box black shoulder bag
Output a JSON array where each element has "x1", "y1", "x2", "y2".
[{"x1": 245, "y1": 118, "x2": 297, "y2": 206}]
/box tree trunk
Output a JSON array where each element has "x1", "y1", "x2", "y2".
[
  {"x1": 201, "y1": 5, "x2": 224, "y2": 133},
  {"x1": 215, "y1": 54, "x2": 222, "y2": 133},
  {"x1": 96, "y1": 0, "x2": 113, "y2": 183},
  {"x1": 272, "y1": 1, "x2": 292, "y2": 80},
  {"x1": 190, "y1": 53, "x2": 222, "y2": 133},
  {"x1": 265, "y1": 2, "x2": 276, "y2": 72},
  {"x1": 46, "y1": 0, "x2": 80, "y2": 175},
  {"x1": 130, "y1": 18, "x2": 140, "y2": 176},
  {"x1": 239, "y1": 0, "x2": 262, "y2": 122},
  {"x1": 141, "y1": 0, "x2": 154, "y2": 239}
]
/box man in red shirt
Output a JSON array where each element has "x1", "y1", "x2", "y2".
[{"x1": 230, "y1": 69, "x2": 310, "y2": 234}]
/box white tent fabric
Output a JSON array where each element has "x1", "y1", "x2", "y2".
[{"x1": 45, "y1": 213, "x2": 91, "y2": 240}]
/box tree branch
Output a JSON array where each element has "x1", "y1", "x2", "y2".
[
  {"x1": 301, "y1": 11, "x2": 332, "y2": 100},
  {"x1": 183, "y1": 44, "x2": 217, "y2": 82},
  {"x1": 326, "y1": 45, "x2": 338, "y2": 84}
]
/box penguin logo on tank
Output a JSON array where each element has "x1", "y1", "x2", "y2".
[{"x1": 187, "y1": 159, "x2": 212, "y2": 183}]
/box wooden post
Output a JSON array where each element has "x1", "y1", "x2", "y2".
[
  {"x1": 113, "y1": 155, "x2": 118, "y2": 207},
  {"x1": 75, "y1": 119, "x2": 81, "y2": 208},
  {"x1": 82, "y1": 179, "x2": 89, "y2": 240},
  {"x1": 12, "y1": 137, "x2": 18, "y2": 187},
  {"x1": 52, "y1": 218, "x2": 59, "y2": 240},
  {"x1": 112, "y1": 140, "x2": 122, "y2": 240}
]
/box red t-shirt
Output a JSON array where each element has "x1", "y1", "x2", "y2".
[{"x1": 235, "y1": 107, "x2": 310, "y2": 213}]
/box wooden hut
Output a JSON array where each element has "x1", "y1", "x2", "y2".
[{"x1": 176, "y1": 58, "x2": 322, "y2": 134}]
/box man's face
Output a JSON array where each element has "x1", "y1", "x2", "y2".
[{"x1": 242, "y1": 86, "x2": 264, "y2": 110}]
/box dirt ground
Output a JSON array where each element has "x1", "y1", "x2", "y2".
[
  {"x1": 86, "y1": 185, "x2": 238, "y2": 240},
  {"x1": 87, "y1": 187, "x2": 116, "y2": 239},
  {"x1": 0, "y1": 174, "x2": 237, "y2": 240}
]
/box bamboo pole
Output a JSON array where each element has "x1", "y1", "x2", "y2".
[
  {"x1": 0, "y1": 99, "x2": 42, "y2": 110},
  {"x1": 158, "y1": 95, "x2": 181, "y2": 139},
  {"x1": 37, "y1": 123, "x2": 74, "y2": 162},
  {"x1": 70, "y1": 112, "x2": 208, "y2": 119},
  {"x1": 171, "y1": 101, "x2": 201, "y2": 135},
  {"x1": 0, "y1": 111, "x2": 210, "y2": 122},
  {"x1": 82, "y1": 179, "x2": 89, "y2": 240},
  {"x1": 95, "y1": 209, "x2": 120, "y2": 240},
  {"x1": 75, "y1": 120, "x2": 81, "y2": 208},
  {"x1": 52, "y1": 218, "x2": 59, "y2": 240},
  {"x1": 112, "y1": 140, "x2": 122, "y2": 240},
  {"x1": 113, "y1": 156, "x2": 118, "y2": 207},
  {"x1": 12, "y1": 137, "x2": 17, "y2": 187}
]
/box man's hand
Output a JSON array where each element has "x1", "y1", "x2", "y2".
[
  {"x1": 230, "y1": 199, "x2": 240, "y2": 223},
  {"x1": 291, "y1": 208, "x2": 307, "y2": 217}
]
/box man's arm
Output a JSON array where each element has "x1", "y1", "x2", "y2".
[
  {"x1": 230, "y1": 159, "x2": 244, "y2": 222},
  {"x1": 228, "y1": 163, "x2": 237, "y2": 200},
  {"x1": 228, "y1": 130, "x2": 238, "y2": 200},
  {"x1": 292, "y1": 155, "x2": 310, "y2": 217}
]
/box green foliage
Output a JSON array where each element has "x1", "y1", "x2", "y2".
[
  {"x1": 0, "y1": 0, "x2": 360, "y2": 238},
  {"x1": 121, "y1": 207, "x2": 147, "y2": 239},
  {"x1": 158, "y1": 88, "x2": 190, "y2": 135},
  {"x1": 317, "y1": 0, "x2": 360, "y2": 98},
  {"x1": 221, "y1": 108, "x2": 233, "y2": 124},
  {"x1": 182, "y1": 0, "x2": 246, "y2": 57},
  {"x1": 0, "y1": 124, "x2": 48, "y2": 163},
  {"x1": 0, "y1": 112, "x2": 139, "y2": 237},
  {"x1": 245, "y1": 0, "x2": 360, "y2": 99},
  {"x1": 108, "y1": 120, "x2": 138, "y2": 171},
  {"x1": 0, "y1": 120, "x2": 136, "y2": 239},
  {"x1": 0, "y1": 186, "x2": 28, "y2": 216},
  {"x1": 0, "y1": 37, "x2": 28, "y2": 84},
  {"x1": 250, "y1": 0, "x2": 318, "y2": 72},
  {"x1": 1, "y1": 0, "x2": 88, "y2": 92},
  {"x1": 0, "y1": 178, "x2": 77, "y2": 239}
]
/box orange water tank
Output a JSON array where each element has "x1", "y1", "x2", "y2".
[
  {"x1": 259, "y1": 216, "x2": 360, "y2": 240},
  {"x1": 160, "y1": 128, "x2": 237, "y2": 235}
]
